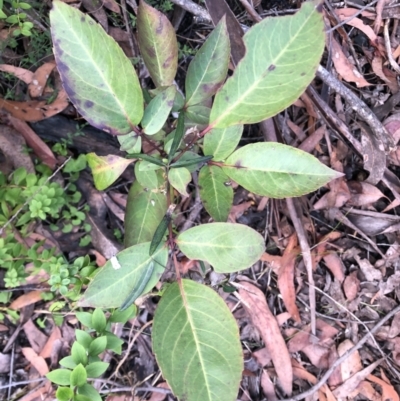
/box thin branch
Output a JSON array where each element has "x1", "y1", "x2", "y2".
[
  {"x1": 168, "y1": 0, "x2": 211, "y2": 22},
  {"x1": 121, "y1": 0, "x2": 138, "y2": 58},
  {"x1": 238, "y1": 0, "x2": 262, "y2": 22},
  {"x1": 316, "y1": 65, "x2": 395, "y2": 151},
  {"x1": 326, "y1": 0, "x2": 380, "y2": 33},
  {"x1": 384, "y1": 19, "x2": 400, "y2": 74}
]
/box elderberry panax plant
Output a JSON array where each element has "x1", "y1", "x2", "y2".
[{"x1": 49, "y1": 1, "x2": 336, "y2": 400}]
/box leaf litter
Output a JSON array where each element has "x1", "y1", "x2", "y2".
[{"x1": 3, "y1": 0, "x2": 400, "y2": 400}]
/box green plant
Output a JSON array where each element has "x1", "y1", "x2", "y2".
[
  {"x1": 0, "y1": 163, "x2": 94, "y2": 296},
  {"x1": 50, "y1": 1, "x2": 337, "y2": 399},
  {"x1": 46, "y1": 307, "x2": 135, "y2": 401},
  {"x1": 0, "y1": 0, "x2": 34, "y2": 37}
]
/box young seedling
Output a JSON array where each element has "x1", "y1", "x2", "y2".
[{"x1": 49, "y1": 1, "x2": 337, "y2": 399}]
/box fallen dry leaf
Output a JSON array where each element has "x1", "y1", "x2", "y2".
[
  {"x1": 355, "y1": 380, "x2": 382, "y2": 401},
  {"x1": 103, "y1": 0, "x2": 121, "y2": 13},
  {"x1": 260, "y1": 252, "x2": 281, "y2": 274},
  {"x1": 331, "y1": 36, "x2": 370, "y2": 87},
  {"x1": 21, "y1": 347, "x2": 49, "y2": 376},
  {"x1": 333, "y1": 359, "x2": 383, "y2": 398},
  {"x1": 23, "y1": 319, "x2": 48, "y2": 354},
  {"x1": 299, "y1": 124, "x2": 326, "y2": 153},
  {"x1": 277, "y1": 233, "x2": 301, "y2": 323},
  {"x1": 238, "y1": 281, "x2": 293, "y2": 395},
  {"x1": 261, "y1": 369, "x2": 278, "y2": 401},
  {"x1": 313, "y1": 179, "x2": 350, "y2": 209},
  {"x1": 0, "y1": 64, "x2": 33, "y2": 84},
  {"x1": 0, "y1": 89, "x2": 69, "y2": 121},
  {"x1": 335, "y1": 9, "x2": 380, "y2": 46},
  {"x1": 347, "y1": 181, "x2": 386, "y2": 206},
  {"x1": 10, "y1": 290, "x2": 43, "y2": 310},
  {"x1": 292, "y1": 359, "x2": 336, "y2": 401},
  {"x1": 343, "y1": 271, "x2": 360, "y2": 302},
  {"x1": 17, "y1": 382, "x2": 52, "y2": 401},
  {"x1": 228, "y1": 201, "x2": 253, "y2": 222},
  {"x1": 337, "y1": 339, "x2": 363, "y2": 383},
  {"x1": 354, "y1": 254, "x2": 383, "y2": 282},
  {"x1": 368, "y1": 372, "x2": 400, "y2": 401},
  {"x1": 40, "y1": 326, "x2": 62, "y2": 359},
  {"x1": 322, "y1": 252, "x2": 345, "y2": 283},
  {"x1": 28, "y1": 61, "x2": 56, "y2": 98},
  {"x1": 0, "y1": 353, "x2": 11, "y2": 373},
  {"x1": 6, "y1": 115, "x2": 57, "y2": 170},
  {"x1": 147, "y1": 382, "x2": 170, "y2": 401},
  {"x1": 253, "y1": 347, "x2": 271, "y2": 367}
]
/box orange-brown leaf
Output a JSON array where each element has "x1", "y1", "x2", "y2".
[{"x1": 238, "y1": 281, "x2": 293, "y2": 395}]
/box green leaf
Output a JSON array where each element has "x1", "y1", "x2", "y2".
[
  {"x1": 209, "y1": 1, "x2": 324, "y2": 128},
  {"x1": 141, "y1": 86, "x2": 176, "y2": 135},
  {"x1": 222, "y1": 143, "x2": 340, "y2": 198},
  {"x1": 126, "y1": 153, "x2": 165, "y2": 167},
  {"x1": 185, "y1": 17, "x2": 229, "y2": 107},
  {"x1": 59, "y1": 356, "x2": 77, "y2": 369},
  {"x1": 77, "y1": 383, "x2": 102, "y2": 401},
  {"x1": 118, "y1": 132, "x2": 141, "y2": 153},
  {"x1": 168, "y1": 167, "x2": 191, "y2": 197},
  {"x1": 185, "y1": 105, "x2": 210, "y2": 125},
  {"x1": 105, "y1": 332, "x2": 124, "y2": 354},
  {"x1": 198, "y1": 166, "x2": 232, "y2": 222},
  {"x1": 87, "y1": 153, "x2": 133, "y2": 190},
  {"x1": 168, "y1": 112, "x2": 185, "y2": 163},
  {"x1": 79, "y1": 242, "x2": 168, "y2": 308},
  {"x1": 50, "y1": 1, "x2": 143, "y2": 135},
  {"x1": 75, "y1": 312, "x2": 93, "y2": 328},
  {"x1": 124, "y1": 181, "x2": 167, "y2": 247},
  {"x1": 71, "y1": 364, "x2": 87, "y2": 387},
  {"x1": 176, "y1": 223, "x2": 264, "y2": 273},
  {"x1": 85, "y1": 361, "x2": 109, "y2": 378},
  {"x1": 46, "y1": 369, "x2": 72, "y2": 386},
  {"x1": 120, "y1": 260, "x2": 154, "y2": 310},
  {"x1": 88, "y1": 336, "x2": 107, "y2": 356},
  {"x1": 56, "y1": 387, "x2": 73, "y2": 401},
  {"x1": 71, "y1": 342, "x2": 88, "y2": 366},
  {"x1": 91, "y1": 309, "x2": 106, "y2": 333},
  {"x1": 19, "y1": 2, "x2": 31, "y2": 9},
  {"x1": 6, "y1": 15, "x2": 18, "y2": 23},
  {"x1": 75, "y1": 330, "x2": 92, "y2": 349},
  {"x1": 204, "y1": 125, "x2": 243, "y2": 161},
  {"x1": 169, "y1": 155, "x2": 212, "y2": 169},
  {"x1": 74, "y1": 395, "x2": 92, "y2": 401},
  {"x1": 134, "y1": 161, "x2": 164, "y2": 190},
  {"x1": 109, "y1": 305, "x2": 137, "y2": 323},
  {"x1": 153, "y1": 280, "x2": 243, "y2": 401},
  {"x1": 137, "y1": 1, "x2": 178, "y2": 87}
]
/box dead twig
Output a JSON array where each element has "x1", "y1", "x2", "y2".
[
  {"x1": 281, "y1": 303, "x2": 400, "y2": 401},
  {"x1": 168, "y1": 0, "x2": 211, "y2": 22},
  {"x1": 108, "y1": 320, "x2": 153, "y2": 381},
  {"x1": 326, "y1": 0, "x2": 380, "y2": 33},
  {"x1": 384, "y1": 19, "x2": 400, "y2": 74},
  {"x1": 121, "y1": 0, "x2": 138, "y2": 58},
  {"x1": 306, "y1": 85, "x2": 364, "y2": 156},
  {"x1": 316, "y1": 65, "x2": 396, "y2": 151},
  {"x1": 286, "y1": 197, "x2": 316, "y2": 335},
  {"x1": 238, "y1": 0, "x2": 262, "y2": 22}
]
